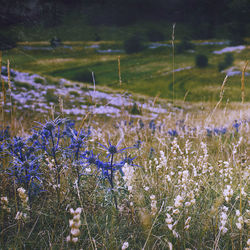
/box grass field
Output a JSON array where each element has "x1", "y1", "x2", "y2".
[
  {"x1": 0, "y1": 99, "x2": 249, "y2": 249},
  {"x1": 2, "y1": 40, "x2": 250, "y2": 103},
  {"x1": 0, "y1": 32, "x2": 250, "y2": 249}
]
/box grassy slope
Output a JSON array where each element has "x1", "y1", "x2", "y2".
[{"x1": 3, "y1": 41, "x2": 249, "y2": 103}]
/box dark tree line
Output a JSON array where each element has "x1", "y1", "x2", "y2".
[{"x1": 0, "y1": 0, "x2": 249, "y2": 41}]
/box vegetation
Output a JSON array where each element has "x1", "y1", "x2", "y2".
[
  {"x1": 195, "y1": 54, "x2": 208, "y2": 68},
  {"x1": 0, "y1": 2, "x2": 249, "y2": 248},
  {"x1": 0, "y1": 101, "x2": 249, "y2": 249},
  {"x1": 124, "y1": 34, "x2": 146, "y2": 54},
  {"x1": 218, "y1": 53, "x2": 234, "y2": 72}
]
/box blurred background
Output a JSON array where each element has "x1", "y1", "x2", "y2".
[{"x1": 0, "y1": 0, "x2": 249, "y2": 46}]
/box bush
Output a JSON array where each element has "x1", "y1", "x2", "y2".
[
  {"x1": 176, "y1": 39, "x2": 195, "y2": 53},
  {"x1": 195, "y1": 54, "x2": 208, "y2": 68},
  {"x1": 218, "y1": 53, "x2": 234, "y2": 71},
  {"x1": 72, "y1": 70, "x2": 93, "y2": 83},
  {"x1": 50, "y1": 36, "x2": 61, "y2": 48},
  {"x1": 124, "y1": 34, "x2": 146, "y2": 54},
  {"x1": 0, "y1": 32, "x2": 18, "y2": 50},
  {"x1": 218, "y1": 62, "x2": 227, "y2": 72},
  {"x1": 34, "y1": 77, "x2": 45, "y2": 84},
  {"x1": 147, "y1": 29, "x2": 165, "y2": 42},
  {"x1": 45, "y1": 89, "x2": 58, "y2": 103},
  {"x1": 130, "y1": 103, "x2": 142, "y2": 115},
  {"x1": 224, "y1": 53, "x2": 234, "y2": 66}
]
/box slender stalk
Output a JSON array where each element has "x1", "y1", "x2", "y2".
[
  {"x1": 241, "y1": 61, "x2": 248, "y2": 104},
  {"x1": 172, "y1": 23, "x2": 176, "y2": 104},
  {"x1": 110, "y1": 153, "x2": 118, "y2": 209},
  {"x1": 118, "y1": 56, "x2": 122, "y2": 86}
]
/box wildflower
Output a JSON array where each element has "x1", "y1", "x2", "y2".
[
  {"x1": 247, "y1": 239, "x2": 250, "y2": 246},
  {"x1": 99, "y1": 140, "x2": 133, "y2": 158},
  {"x1": 219, "y1": 207, "x2": 228, "y2": 234},
  {"x1": 150, "y1": 195, "x2": 157, "y2": 216},
  {"x1": 235, "y1": 210, "x2": 244, "y2": 230},
  {"x1": 1, "y1": 197, "x2": 10, "y2": 212},
  {"x1": 15, "y1": 211, "x2": 27, "y2": 221},
  {"x1": 168, "y1": 129, "x2": 178, "y2": 137},
  {"x1": 122, "y1": 242, "x2": 129, "y2": 250},
  {"x1": 174, "y1": 195, "x2": 183, "y2": 208},
  {"x1": 233, "y1": 120, "x2": 240, "y2": 133},
  {"x1": 223, "y1": 185, "x2": 233, "y2": 202},
  {"x1": 165, "y1": 213, "x2": 173, "y2": 224},
  {"x1": 184, "y1": 216, "x2": 191, "y2": 230},
  {"x1": 17, "y1": 187, "x2": 30, "y2": 211},
  {"x1": 123, "y1": 163, "x2": 135, "y2": 192},
  {"x1": 68, "y1": 207, "x2": 82, "y2": 243}
]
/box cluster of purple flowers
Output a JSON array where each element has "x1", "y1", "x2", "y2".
[{"x1": 0, "y1": 118, "x2": 138, "y2": 199}]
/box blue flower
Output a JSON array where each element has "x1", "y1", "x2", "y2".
[
  {"x1": 168, "y1": 129, "x2": 178, "y2": 137},
  {"x1": 98, "y1": 140, "x2": 134, "y2": 158},
  {"x1": 233, "y1": 120, "x2": 241, "y2": 133}
]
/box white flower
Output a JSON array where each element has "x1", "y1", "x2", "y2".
[
  {"x1": 150, "y1": 195, "x2": 155, "y2": 200},
  {"x1": 166, "y1": 218, "x2": 173, "y2": 224},
  {"x1": 165, "y1": 213, "x2": 172, "y2": 223},
  {"x1": 247, "y1": 239, "x2": 250, "y2": 246},
  {"x1": 236, "y1": 223, "x2": 242, "y2": 230},
  {"x1": 1, "y1": 197, "x2": 8, "y2": 203},
  {"x1": 122, "y1": 241, "x2": 129, "y2": 250},
  {"x1": 72, "y1": 237, "x2": 78, "y2": 243},
  {"x1": 17, "y1": 187, "x2": 26, "y2": 194},
  {"x1": 73, "y1": 214, "x2": 81, "y2": 221},
  {"x1": 69, "y1": 219, "x2": 74, "y2": 227},
  {"x1": 172, "y1": 230, "x2": 179, "y2": 238},
  {"x1": 75, "y1": 207, "x2": 82, "y2": 214},
  {"x1": 70, "y1": 208, "x2": 75, "y2": 215},
  {"x1": 66, "y1": 235, "x2": 71, "y2": 242},
  {"x1": 71, "y1": 228, "x2": 80, "y2": 237},
  {"x1": 174, "y1": 195, "x2": 183, "y2": 208},
  {"x1": 236, "y1": 210, "x2": 240, "y2": 217},
  {"x1": 173, "y1": 209, "x2": 180, "y2": 214},
  {"x1": 15, "y1": 211, "x2": 23, "y2": 220},
  {"x1": 144, "y1": 186, "x2": 149, "y2": 191}
]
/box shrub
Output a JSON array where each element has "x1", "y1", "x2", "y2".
[
  {"x1": 195, "y1": 54, "x2": 208, "y2": 68},
  {"x1": 72, "y1": 70, "x2": 93, "y2": 83},
  {"x1": 176, "y1": 39, "x2": 195, "y2": 53},
  {"x1": 45, "y1": 89, "x2": 58, "y2": 103},
  {"x1": 218, "y1": 53, "x2": 234, "y2": 71},
  {"x1": 0, "y1": 32, "x2": 18, "y2": 50},
  {"x1": 50, "y1": 36, "x2": 61, "y2": 48},
  {"x1": 218, "y1": 62, "x2": 227, "y2": 72},
  {"x1": 69, "y1": 91, "x2": 80, "y2": 97},
  {"x1": 124, "y1": 34, "x2": 146, "y2": 54},
  {"x1": 34, "y1": 77, "x2": 45, "y2": 84},
  {"x1": 130, "y1": 103, "x2": 142, "y2": 115},
  {"x1": 147, "y1": 29, "x2": 165, "y2": 42},
  {"x1": 224, "y1": 53, "x2": 234, "y2": 66}
]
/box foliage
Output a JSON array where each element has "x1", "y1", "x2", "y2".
[
  {"x1": 195, "y1": 54, "x2": 208, "y2": 68},
  {"x1": 0, "y1": 112, "x2": 249, "y2": 249},
  {"x1": 124, "y1": 34, "x2": 146, "y2": 54},
  {"x1": 45, "y1": 89, "x2": 58, "y2": 103},
  {"x1": 176, "y1": 38, "x2": 195, "y2": 53},
  {"x1": 147, "y1": 29, "x2": 165, "y2": 42},
  {"x1": 218, "y1": 53, "x2": 234, "y2": 71}
]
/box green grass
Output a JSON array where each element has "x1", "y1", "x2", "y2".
[{"x1": 2, "y1": 40, "x2": 250, "y2": 102}]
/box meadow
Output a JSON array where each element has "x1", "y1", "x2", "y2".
[{"x1": 0, "y1": 39, "x2": 250, "y2": 249}]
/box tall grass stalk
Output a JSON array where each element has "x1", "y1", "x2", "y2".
[
  {"x1": 7, "y1": 60, "x2": 14, "y2": 130},
  {"x1": 171, "y1": 23, "x2": 176, "y2": 104},
  {"x1": 207, "y1": 75, "x2": 228, "y2": 123},
  {"x1": 118, "y1": 56, "x2": 122, "y2": 86},
  {"x1": 241, "y1": 61, "x2": 248, "y2": 104}
]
